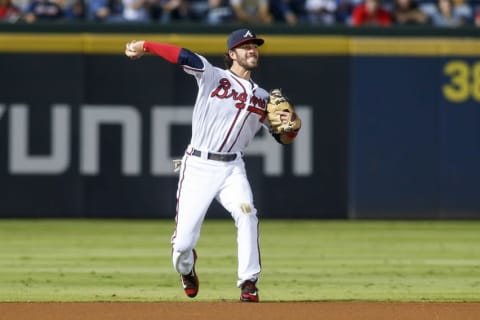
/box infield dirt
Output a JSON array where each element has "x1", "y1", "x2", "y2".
[{"x1": 1, "y1": 302, "x2": 480, "y2": 320}]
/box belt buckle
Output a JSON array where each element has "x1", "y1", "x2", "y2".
[{"x1": 191, "y1": 149, "x2": 201, "y2": 157}]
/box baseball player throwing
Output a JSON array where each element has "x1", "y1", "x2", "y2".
[{"x1": 125, "y1": 28, "x2": 301, "y2": 302}]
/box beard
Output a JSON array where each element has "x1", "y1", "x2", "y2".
[{"x1": 237, "y1": 55, "x2": 259, "y2": 70}]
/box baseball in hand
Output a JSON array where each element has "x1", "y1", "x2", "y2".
[{"x1": 125, "y1": 40, "x2": 144, "y2": 59}]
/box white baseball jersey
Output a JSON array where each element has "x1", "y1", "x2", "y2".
[{"x1": 184, "y1": 54, "x2": 269, "y2": 153}]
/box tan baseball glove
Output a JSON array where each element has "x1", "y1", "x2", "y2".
[{"x1": 267, "y1": 89, "x2": 301, "y2": 134}]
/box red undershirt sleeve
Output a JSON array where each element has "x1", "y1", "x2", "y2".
[{"x1": 143, "y1": 41, "x2": 182, "y2": 64}]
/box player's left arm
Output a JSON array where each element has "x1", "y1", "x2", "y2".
[
  {"x1": 271, "y1": 111, "x2": 302, "y2": 144},
  {"x1": 125, "y1": 40, "x2": 204, "y2": 70}
]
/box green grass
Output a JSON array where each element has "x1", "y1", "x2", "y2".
[{"x1": 0, "y1": 219, "x2": 479, "y2": 302}]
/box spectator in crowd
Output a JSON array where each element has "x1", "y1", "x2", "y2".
[
  {"x1": 88, "y1": 0, "x2": 124, "y2": 21},
  {"x1": 392, "y1": 0, "x2": 427, "y2": 24},
  {"x1": 429, "y1": 0, "x2": 465, "y2": 26},
  {"x1": 303, "y1": 0, "x2": 337, "y2": 25},
  {"x1": 187, "y1": 0, "x2": 209, "y2": 21},
  {"x1": 335, "y1": 0, "x2": 354, "y2": 24},
  {"x1": 150, "y1": 0, "x2": 188, "y2": 23},
  {"x1": 122, "y1": 0, "x2": 150, "y2": 21},
  {"x1": 269, "y1": 0, "x2": 298, "y2": 25},
  {"x1": 230, "y1": 0, "x2": 273, "y2": 24},
  {"x1": 351, "y1": 0, "x2": 392, "y2": 26},
  {"x1": 24, "y1": 0, "x2": 64, "y2": 22},
  {"x1": 451, "y1": 0, "x2": 472, "y2": 23},
  {"x1": 64, "y1": 0, "x2": 85, "y2": 20},
  {"x1": 206, "y1": 0, "x2": 233, "y2": 23},
  {"x1": 11, "y1": 0, "x2": 29, "y2": 12},
  {"x1": 0, "y1": 0, "x2": 21, "y2": 22}
]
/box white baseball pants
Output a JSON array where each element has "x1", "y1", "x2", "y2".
[{"x1": 171, "y1": 148, "x2": 261, "y2": 287}]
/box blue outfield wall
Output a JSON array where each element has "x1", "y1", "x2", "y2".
[
  {"x1": 349, "y1": 56, "x2": 480, "y2": 219},
  {"x1": 0, "y1": 53, "x2": 349, "y2": 219}
]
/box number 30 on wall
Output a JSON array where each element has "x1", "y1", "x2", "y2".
[{"x1": 443, "y1": 60, "x2": 480, "y2": 103}]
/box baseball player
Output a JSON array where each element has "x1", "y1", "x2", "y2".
[{"x1": 125, "y1": 28, "x2": 301, "y2": 302}]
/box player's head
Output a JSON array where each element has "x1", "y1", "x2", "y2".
[
  {"x1": 224, "y1": 29, "x2": 264, "y2": 70},
  {"x1": 227, "y1": 29, "x2": 264, "y2": 51}
]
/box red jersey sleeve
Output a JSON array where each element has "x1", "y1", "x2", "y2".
[
  {"x1": 142, "y1": 41, "x2": 204, "y2": 69},
  {"x1": 143, "y1": 41, "x2": 182, "y2": 64}
]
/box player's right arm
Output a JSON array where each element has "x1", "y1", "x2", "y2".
[{"x1": 125, "y1": 40, "x2": 204, "y2": 70}]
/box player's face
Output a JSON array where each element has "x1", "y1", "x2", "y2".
[{"x1": 232, "y1": 43, "x2": 260, "y2": 70}]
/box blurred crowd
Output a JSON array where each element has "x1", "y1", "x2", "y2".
[{"x1": 1, "y1": 0, "x2": 480, "y2": 27}]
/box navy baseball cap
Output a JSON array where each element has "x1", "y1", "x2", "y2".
[{"x1": 227, "y1": 29, "x2": 264, "y2": 50}]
